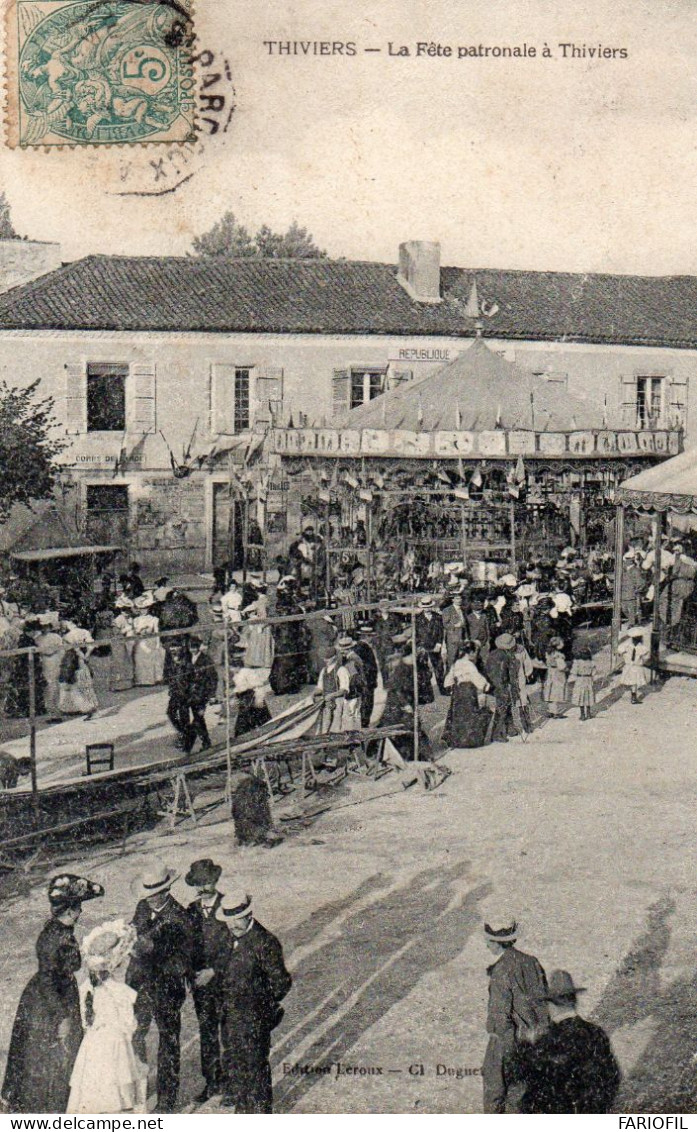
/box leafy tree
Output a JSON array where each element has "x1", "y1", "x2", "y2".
[
  {"x1": 191, "y1": 212, "x2": 256, "y2": 257},
  {"x1": 0, "y1": 380, "x2": 66, "y2": 520},
  {"x1": 192, "y1": 211, "x2": 328, "y2": 258},
  {"x1": 0, "y1": 192, "x2": 19, "y2": 239}
]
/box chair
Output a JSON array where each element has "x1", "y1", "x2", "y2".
[{"x1": 85, "y1": 743, "x2": 115, "y2": 776}]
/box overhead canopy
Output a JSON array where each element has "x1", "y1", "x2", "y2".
[
  {"x1": 347, "y1": 339, "x2": 604, "y2": 433},
  {"x1": 11, "y1": 545, "x2": 121, "y2": 563},
  {"x1": 616, "y1": 447, "x2": 697, "y2": 513}
]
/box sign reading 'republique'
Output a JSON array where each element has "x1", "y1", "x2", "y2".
[{"x1": 271, "y1": 427, "x2": 681, "y2": 459}]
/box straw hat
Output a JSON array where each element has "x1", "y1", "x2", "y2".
[{"x1": 133, "y1": 861, "x2": 180, "y2": 900}]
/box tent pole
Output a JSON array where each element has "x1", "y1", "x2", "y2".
[
  {"x1": 651, "y1": 511, "x2": 663, "y2": 675},
  {"x1": 27, "y1": 650, "x2": 39, "y2": 828},
  {"x1": 611, "y1": 503, "x2": 625, "y2": 670},
  {"x1": 223, "y1": 621, "x2": 233, "y2": 805},
  {"x1": 410, "y1": 605, "x2": 420, "y2": 761}
]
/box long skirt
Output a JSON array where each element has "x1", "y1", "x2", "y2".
[
  {"x1": 442, "y1": 682, "x2": 492, "y2": 749},
  {"x1": 133, "y1": 638, "x2": 166, "y2": 686},
  {"x1": 110, "y1": 637, "x2": 135, "y2": 692},
  {"x1": 58, "y1": 660, "x2": 98, "y2": 716},
  {"x1": 2, "y1": 973, "x2": 82, "y2": 1113}
]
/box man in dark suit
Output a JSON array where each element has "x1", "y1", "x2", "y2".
[
  {"x1": 466, "y1": 594, "x2": 491, "y2": 660},
  {"x1": 214, "y1": 891, "x2": 292, "y2": 1112},
  {"x1": 353, "y1": 625, "x2": 380, "y2": 727},
  {"x1": 186, "y1": 636, "x2": 218, "y2": 753},
  {"x1": 127, "y1": 862, "x2": 195, "y2": 1113},
  {"x1": 185, "y1": 859, "x2": 229, "y2": 1103},
  {"x1": 482, "y1": 915, "x2": 549, "y2": 1113},
  {"x1": 517, "y1": 970, "x2": 621, "y2": 1113},
  {"x1": 415, "y1": 596, "x2": 446, "y2": 694}
]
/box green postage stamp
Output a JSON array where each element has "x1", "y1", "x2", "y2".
[{"x1": 5, "y1": 0, "x2": 196, "y2": 147}]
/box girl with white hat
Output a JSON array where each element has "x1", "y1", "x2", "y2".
[{"x1": 68, "y1": 921, "x2": 147, "y2": 1114}]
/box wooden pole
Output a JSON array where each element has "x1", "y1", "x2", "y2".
[
  {"x1": 366, "y1": 502, "x2": 373, "y2": 604},
  {"x1": 460, "y1": 501, "x2": 467, "y2": 567},
  {"x1": 325, "y1": 497, "x2": 332, "y2": 594},
  {"x1": 611, "y1": 503, "x2": 625, "y2": 671},
  {"x1": 651, "y1": 511, "x2": 663, "y2": 674},
  {"x1": 510, "y1": 500, "x2": 517, "y2": 572},
  {"x1": 410, "y1": 604, "x2": 420, "y2": 761},
  {"x1": 27, "y1": 650, "x2": 39, "y2": 828},
  {"x1": 223, "y1": 620, "x2": 233, "y2": 805}
]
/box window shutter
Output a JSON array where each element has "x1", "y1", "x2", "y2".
[
  {"x1": 129, "y1": 362, "x2": 156, "y2": 433},
  {"x1": 619, "y1": 374, "x2": 638, "y2": 428},
  {"x1": 668, "y1": 374, "x2": 688, "y2": 429},
  {"x1": 332, "y1": 368, "x2": 351, "y2": 421},
  {"x1": 65, "y1": 362, "x2": 87, "y2": 434},
  {"x1": 210, "y1": 363, "x2": 235, "y2": 435},
  {"x1": 254, "y1": 366, "x2": 284, "y2": 427}
]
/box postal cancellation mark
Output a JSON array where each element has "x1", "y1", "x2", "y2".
[{"x1": 5, "y1": 0, "x2": 196, "y2": 148}]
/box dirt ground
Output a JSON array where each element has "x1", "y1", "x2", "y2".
[{"x1": 2, "y1": 666, "x2": 697, "y2": 1114}]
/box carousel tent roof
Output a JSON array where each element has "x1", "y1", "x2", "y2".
[
  {"x1": 616, "y1": 447, "x2": 697, "y2": 513},
  {"x1": 346, "y1": 339, "x2": 604, "y2": 432}
]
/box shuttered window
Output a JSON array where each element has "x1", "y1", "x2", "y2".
[
  {"x1": 128, "y1": 363, "x2": 157, "y2": 433},
  {"x1": 332, "y1": 368, "x2": 351, "y2": 421},
  {"x1": 86, "y1": 363, "x2": 127, "y2": 432},
  {"x1": 210, "y1": 363, "x2": 255, "y2": 434}
]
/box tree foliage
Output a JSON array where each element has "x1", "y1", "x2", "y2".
[
  {"x1": 192, "y1": 212, "x2": 328, "y2": 259},
  {"x1": 0, "y1": 192, "x2": 19, "y2": 240},
  {"x1": 0, "y1": 380, "x2": 66, "y2": 520}
]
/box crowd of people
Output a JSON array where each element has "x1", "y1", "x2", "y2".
[
  {"x1": 0, "y1": 865, "x2": 624, "y2": 1116},
  {"x1": 2, "y1": 861, "x2": 291, "y2": 1115}
]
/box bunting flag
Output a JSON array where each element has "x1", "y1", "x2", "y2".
[
  {"x1": 244, "y1": 431, "x2": 265, "y2": 467},
  {"x1": 470, "y1": 467, "x2": 483, "y2": 488},
  {"x1": 112, "y1": 431, "x2": 128, "y2": 478},
  {"x1": 453, "y1": 484, "x2": 470, "y2": 501},
  {"x1": 514, "y1": 455, "x2": 526, "y2": 484},
  {"x1": 495, "y1": 404, "x2": 503, "y2": 429}
]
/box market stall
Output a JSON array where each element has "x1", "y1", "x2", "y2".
[
  {"x1": 272, "y1": 340, "x2": 681, "y2": 592},
  {"x1": 613, "y1": 447, "x2": 697, "y2": 675}
]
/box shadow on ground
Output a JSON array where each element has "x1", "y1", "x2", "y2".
[
  {"x1": 263, "y1": 860, "x2": 490, "y2": 1112},
  {"x1": 591, "y1": 894, "x2": 697, "y2": 1112}
]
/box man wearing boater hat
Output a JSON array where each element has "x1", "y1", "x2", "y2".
[
  {"x1": 482, "y1": 913, "x2": 549, "y2": 1113},
  {"x1": 214, "y1": 889, "x2": 292, "y2": 1112},
  {"x1": 185, "y1": 860, "x2": 228, "y2": 1102},
  {"x1": 127, "y1": 862, "x2": 194, "y2": 1112},
  {"x1": 517, "y1": 969, "x2": 621, "y2": 1113}
]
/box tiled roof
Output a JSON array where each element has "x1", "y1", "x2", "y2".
[
  {"x1": 347, "y1": 339, "x2": 604, "y2": 432},
  {"x1": 0, "y1": 253, "x2": 697, "y2": 346}
]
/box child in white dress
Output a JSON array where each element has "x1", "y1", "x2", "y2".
[{"x1": 68, "y1": 920, "x2": 148, "y2": 1114}]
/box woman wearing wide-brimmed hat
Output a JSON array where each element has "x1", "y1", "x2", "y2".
[
  {"x1": 68, "y1": 920, "x2": 147, "y2": 1114},
  {"x1": 2, "y1": 874, "x2": 104, "y2": 1113}
]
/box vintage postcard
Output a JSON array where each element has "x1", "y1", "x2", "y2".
[{"x1": 0, "y1": 0, "x2": 693, "y2": 1119}]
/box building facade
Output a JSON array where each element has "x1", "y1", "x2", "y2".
[{"x1": 0, "y1": 241, "x2": 696, "y2": 572}]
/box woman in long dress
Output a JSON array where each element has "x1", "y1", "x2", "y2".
[
  {"x1": 68, "y1": 920, "x2": 147, "y2": 1114},
  {"x1": 132, "y1": 601, "x2": 166, "y2": 686},
  {"x1": 543, "y1": 636, "x2": 568, "y2": 717},
  {"x1": 442, "y1": 643, "x2": 492, "y2": 749},
  {"x1": 34, "y1": 619, "x2": 65, "y2": 720},
  {"x1": 111, "y1": 603, "x2": 136, "y2": 692},
  {"x1": 58, "y1": 632, "x2": 99, "y2": 718},
  {"x1": 2, "y1": 874, "x2": 104, "y2": 1113}
]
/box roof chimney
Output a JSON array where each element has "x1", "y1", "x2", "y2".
[{"x1": 397, "y1": 240, "x2": 442, "y2": 304}]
